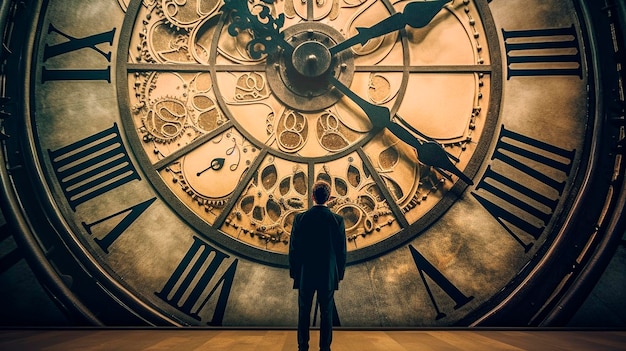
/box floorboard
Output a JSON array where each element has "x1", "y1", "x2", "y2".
[{"x1": 0, "y1": 329, "x2": 624, "y2": 351}]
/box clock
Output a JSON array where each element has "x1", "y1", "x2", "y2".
[{"x1": 0, "y1": 0, "x2": 624, "y2": 327}]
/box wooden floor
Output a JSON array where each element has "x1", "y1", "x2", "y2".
[{"x1": 1, "y1": 328, "x2": 625, "y2": 351}]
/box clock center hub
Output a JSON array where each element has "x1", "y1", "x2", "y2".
[
  {"x1": 266, "y1": 23, "x2": 354, "y2": 112},
  {"x1": 292, "y1": 41, "x2": 332, "y2": 78}
]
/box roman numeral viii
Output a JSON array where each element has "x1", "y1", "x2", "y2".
[
  {"x1": 42, "y1": 23, "x2": 116, "y2": 82},
  {"x1": 472, "y1": 125, "x2": 576, "y2": 252},
  {"x1": 503, "y1": 25, "x2": 582, "y2": 79},
  {"x1": 156, "y1": 237, "x2": 238, "y2": 326}
]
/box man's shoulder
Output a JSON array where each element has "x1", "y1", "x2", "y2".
[
  {"x1": 312, "y1": 206, "x2": 343, "y2": 219},
  {"x1": 332, "y1": 212, "x2": 344, "y2": 222},
  {"x1": 298, "y1": 206, "x2": 344, "y2": 222},
  {"x1": 293, "y1": 211, "x2": 306, "y2": 223}
]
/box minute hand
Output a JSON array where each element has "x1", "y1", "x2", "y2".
[
  {"x1": 328, "y1": 76, "x2": 473, "y2": 185},
  {"x1": 329, "y1": 0, "x2": 449, "y2": 56}
]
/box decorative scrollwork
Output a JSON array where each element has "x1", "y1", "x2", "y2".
[
  {"x1": 143, "y1": 96, "x2": 188, "y2": 143},
  {"x1": 317, "y1": 111, "x2": 351, "y2": 152},
  {"x1": 187, "y1": 73, "x2": 224, "y2": 133},
  {"x1": 132, "y1": 72, "x2": 225, "y2": 161},
  {"x1": 316, "y1": 158, "x2": 397, "y2": 246},
  {"x1": 342, "y1": 0, "x2": 397, "y2": 63},
  {"x1": 288, "y1": 0, "x2": 340, "y2": 21},
  {"x1": 222, "y1": 0, "x2": 286, "y2": 59},
  {"x1": 160, "y1": 0, "x2": 221, "y2": 29},
  {"x1": 224, "y1": 159, "x2": 308, "y2": 252},
  {"x1": 235, "y1": 72, "x2": 269, "y2": 101},
  {"x1": 277, "y1": 110, "x2": 308, "y2": 153}
]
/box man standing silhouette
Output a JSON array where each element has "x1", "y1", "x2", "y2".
[{"x1": 289, "y1": 181, "x2": 347, "y2": 351}]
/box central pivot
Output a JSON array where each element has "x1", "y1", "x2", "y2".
[
  {"x1": 292, "y1": 41, "x2": 332, "y2": 78},
  {"x1": 266, "y1": 23, "x2": 354, "y2": 112}
]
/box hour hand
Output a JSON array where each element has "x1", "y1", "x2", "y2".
[
  {"x1": 328, "y1": 76, "x2": 473, "y2": 185},
  {"x1": 221, "y1": 0, "x2": 293, "y2": 58},
  {"x1": 329, "y1": 0, "x2": 450, "y2": 56}
]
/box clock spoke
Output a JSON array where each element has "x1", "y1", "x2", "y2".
[
  {"x1": 214, "y1": 64, "x2": 266, "y2": 72},
  {"x1": 307, "y1": 160, "x2": 316, "y2": 209},
  {"x1": 127, "y1": 63, "x2": 213, "y2": 73},
  {"x1": 153, "y1": 121, "x2": 233, "y2": 170},
  {"x1": 307, "y1": 0, "x2": 314, "y2": 21},
  {"x1": 356, "y1": 149, "x2": 410, "y2": 229},
  {"x1": 127, "y1": 63, "x2": 267, "y2": 73},
  {"x1": 355, "y1": 65, "x2": 493, "y2": 74},
  {"x1": 213, "y1": 148, "x2": 269, "y2": 229}
]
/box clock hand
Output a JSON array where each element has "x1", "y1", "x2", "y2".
[
  {"x1": 329, "y1": 0, "x2": 450, "y2": 56},
  {"x1": 328, "y1": 75, "x2": 473, "y2": 185},
  {"x1": 394, "y1": 113, "x2": 460, "y2": 163},
  {"x1": 221, "y1": 0, "x2": 293, "y2": 59},
  {"x1": 197, "y1": 158, "x2": 226, "y2": 177}
]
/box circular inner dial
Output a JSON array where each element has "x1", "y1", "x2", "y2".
[{"x1": 122, "y1": 0, "x2": 492, "y2": 264}]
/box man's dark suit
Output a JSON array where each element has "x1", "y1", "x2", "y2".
[{"x1": 289, "y1": 205, "x2": 346, "y2": 351}]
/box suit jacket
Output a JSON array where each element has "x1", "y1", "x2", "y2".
[{"x1": 289, "y1": 205, "x2": 347, "y2": 291}]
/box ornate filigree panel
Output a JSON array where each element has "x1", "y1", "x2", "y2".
[{"x1": 222, "y1": 155, "x2": 308, "y2": 253}]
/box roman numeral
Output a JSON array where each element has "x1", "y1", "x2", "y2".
[
  {"x1": 155, "y1": 237, "x2": 238, "y2": 326},
  {"x1": 409, "y1": 245, "x2": 474, "y2": 320},
  {"x1": 472, "y1": 125, "x2": 576, "y2": 252},
  {"x1": 503, "y1": 25, "x2": 582, "y2": 79},
  {"x1": 81, "y1": 198, "x2": 156, "y2": 253},
  {"x1": 48, "y1": 123, "x2": 141, "y2": 211},
  {"x1": 42, "y1": 23, "x2": 116, "y2": 82}
]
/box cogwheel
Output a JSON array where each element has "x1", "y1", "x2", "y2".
[
  {"x1": 131, "y1": 72, "x2": 156, "y2": 114},
  {"x1": 157, "y1": 0, "x2": 220, "y2": 30}
]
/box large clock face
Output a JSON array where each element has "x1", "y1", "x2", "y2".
[
  {"x1": 119, "y1": 0, "x2": 496, "y2": 265},
  {"x1": 2, "y1": 0, "x2": 624, "y2": 327}
]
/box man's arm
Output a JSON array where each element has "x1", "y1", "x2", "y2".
[
  {"x1": 335, "y1": 216, "x2": 347, "y2": 281},
  {"x1": 288, "y1": 213, "x2": 301, "y2": 280}
]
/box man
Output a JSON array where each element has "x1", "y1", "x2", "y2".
[{"x1": 289, "y1": 181, "x2": 347, "y2": 351}]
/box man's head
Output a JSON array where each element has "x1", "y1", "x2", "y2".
[{"x1": 312, "y1": 181, "x2": 331, "y2": 205}]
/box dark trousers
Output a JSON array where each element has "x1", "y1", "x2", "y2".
[{"x1": 298, "y1": 288, "x2": 334, "y2": 351}]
